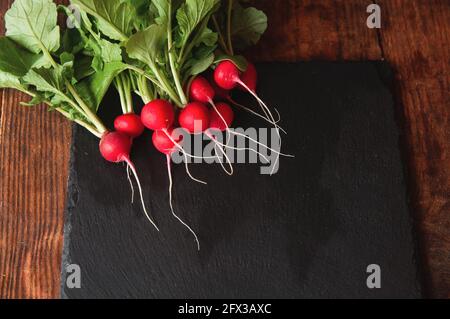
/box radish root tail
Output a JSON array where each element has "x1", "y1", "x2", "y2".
[
  {"x1": 124, "y1": 157, "x2": 159, "y2": 232},
  {"x1": 126, "y1": 165, "x2": 135, "y2": 204},
  {"x1": 237, "y1": 80, "x2": 286, "y2": 175},
  {"x1": 183, "y1": 152, "x2": 207, "y2": 185},
  {"x1": 166, "y1": 155, "x2": 200, "y2": 251},
  {"x1": 228, "y1": 97, "x2": 286, "y2": 134},
  {"x1": 214, "y1": 143, "x2": 234, "y2": 176}
]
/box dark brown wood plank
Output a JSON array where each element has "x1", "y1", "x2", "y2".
[
  {"x1": 0, "y1": 0, "x2": 71, "y2": 299},
  {"x1": 247, "y1": 0, "x2": 382, "y2": 61},
  {"x1": 376, "y1": 0, "x2": 450, "y2": 298}
]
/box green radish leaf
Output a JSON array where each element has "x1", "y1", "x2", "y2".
[
  {"x1": 0, "y1": 71, "x2": 25, "y2": 91},
  {"x1": 125, "y1": 24, "x2": 167, "y2": 66},
  {"x1": 23, "y1": 67, "x2": 65, "y2": 97},
  {"x1": 124, "y1": 0, "x2": 154, "y2": 29},
  {"x1": 60, "y1": 52, "x2": 75, "y2": 66},
  {"x1": 71, "y1": 0, "x2": 136, "y2": 41},
  {"x1": 214, "y1": 54, "x2": 248, "y2": 71},
  {"x1": 61, "y1": 27, "x2": 85, "y2": 56},
  {"x1": 198, "y1": 27, "x2": 218, "y2": 46},
  {"x1": 231, "y1": 3, "x2": 267, "y2": 49},
  {"x1": 176, "y1": 0, "x2": 220, "y2": 48},
  {"x1": 75, "y1": 61, "x2": 126, "y2": 111},
  {"x1": 99, "y1": 39, "x2": 123, "y2": 63},
  {"x1": 186, "y1": 52, "x2": 214, "y2": 76},
  {"x1": 183, "y1": 43, "x2": 216, "y2": 77},
  {"x1": 5, "y1": 0, "x2": 60, "y2": 54},
  {"x1": 57, "y1": 103, "x2": 87, "y2": 121},
  {"x1": 151, "y1": 0, "x2": 170, "y2": 25},
  {"x1": 74, "y1": 55, "x2": 95, "y2": 81},
  {"x1": 0, "y1": 37, "x2": 42, "y2": 77},
  {"x1": 151, "y1": 0, "x2": 183, "y2": 25}
]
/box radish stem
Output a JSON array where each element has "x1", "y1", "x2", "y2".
[
  {"x1": 227, "y1": 0, "x2": 234, "y2": 56},
  {"x1": 167, "y1": 0, "x2": 188, "y2": 105},
  {"x1": 212, "y1": 15, "x2": 231, "y2": 55}
]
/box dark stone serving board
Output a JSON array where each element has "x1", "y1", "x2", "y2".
[{"x1": 61, "y1": 62, "x2": 423, "y2": 299}]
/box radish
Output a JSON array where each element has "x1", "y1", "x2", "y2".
[
  {"x1": 142, "y1": 99, "x2": 212, "y2": 165},
  {"x1": 114, "y1": 113, "x2": 145, "y2": 138},
  {"x1": 214, "y1": 60, "x2": 241, "y2": 91},
  {"x1": 99, "y1": 131, "x2": 159, "y2": 231},
  {"x1": 214, "y1": 60, "x2": 285, "y2": 175},
  {"x1": 152, "y1": 128, "x2": 200, "y2": 251},
  {"x1": 190, "y1": 76, "x2": 216, "y2": 104},
  {"x1": 214, "y1": 60, "x2": 274, "y2": 122},
  {"x1": 209, "y1": 72, "x2": 286, "y2": 133},
  {"x1": 141, "y1": 99, "x2": 175, "y2": 131},
  {"x1": 178, "y1": 102, "x2": 210, "y2": 134},
  {"x1": 189, "y1": 78, "x2": 234, "y2": 174},
  {"x1": 113, "y1": 114, "x2": 145, "y2": 203},
  {"x1": 152, "y1": 128, "x2": 183, "y2": 155},
  {"x1": 189, "y1": 77, "x2": 287, "y2": 169},
  {"x1": 209, "y1": 102, "x2": 235, "y2": 131}
]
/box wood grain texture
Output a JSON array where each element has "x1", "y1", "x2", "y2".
[
  {"x1": 246, "y1": 0, "x2": 382, "y2": 61},
  {"x1": 375, "y1": 0, "x2": 450, "y2": 298},
  {"x1": 0, "y1": 0, "x2": 71, "y2": 299},
  {"x1": 0, "y1": 0, "x2": 448, "y2": 298}
]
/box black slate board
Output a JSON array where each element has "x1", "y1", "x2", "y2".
[{"x1": 61, "y1": 62, "x2": 423, "y2": 299}]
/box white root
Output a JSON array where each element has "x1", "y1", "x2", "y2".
[
  {"x1": 166, "y1": 155, "x2": 200, "y2": 251},
  {"x1": 237, "y1": 80, "x2": 284, "y2": 175},
  {"x1": 183, "y1": 152, "x2": 207, "y2": 185},
  {"x1": 230, "y1": 131, "x2": 293, "y2": 158},
  {"x1": 206, "y1": 131, "x2": 271, "y2": 164},
  {"x1": 208, "y1": 100, "x2": 272, "y2": 168},
  {"x1": 214, "y1": 143, "x2": 234, "y2": 176},
  {"x1": 228, "y1": 97, "x2": 286, "y2": 134},
  {"x1": 123, "y1": 157, "x2": 159, "y2": 232},
  {"x1": 162, "y1": 129, "x2": 217, "y2": 161},
  {"x1": 126, "y1": 165, "x2": 135, "y2": 204}
]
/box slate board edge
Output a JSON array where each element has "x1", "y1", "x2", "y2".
[
  {"x1": 372, "y1": 61, "x2": 426, "y2": 297},
  {"x1": 60, "y1": 124, "x2": 79, "y2": 299}
]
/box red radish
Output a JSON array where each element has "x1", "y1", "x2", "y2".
[
  {"x1": 99, "y1": 131, "x2": 159, "y2": 231},
  {"x1": 114, "y1": 113, "x2": 145, "y2": 138},
  {"x1": 185, "y1": 80, "x2": 234, "y2": 176},
  {"x1": 141, "y1": 99, "x2": 175, "y2": 131},
  {"x1": 209, "y1": 102, "x2": 234, "y2": 131},
  {"x1": 238, "y1": 62, "x2": 257, "y2": 92},
  {"x1": 188, "y1": 76, "x2": 281, "y2": 175},
  {"x1": 214, "y1": 60, "x2": 241, "y2": 90},
  {"x1": 190, "y1": 76, "x2": 215, "y2": 104},
  {"x1": 99, "y1": 131, "x2": 133, "y2": 163},
  {"x1": 152, "y1": 128, "x2": 183, "y2": 155},
  {"x1": 178, "y1": 102, "x2": 210, "y2": 134},
  {"x1": 214, "y1": 60, "x2": 273, "y2": 122},
  {"x1": 208, "y1": 70, "x2": 285, "y2": 131}
]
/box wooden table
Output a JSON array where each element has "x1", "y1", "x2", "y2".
[{"x1": 0, "y1": 0, "x2": 448, "y2": 299}]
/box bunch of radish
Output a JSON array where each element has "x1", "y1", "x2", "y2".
[{"x1": 0, "y1": 0, "x2": 291, "y2": 250}]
